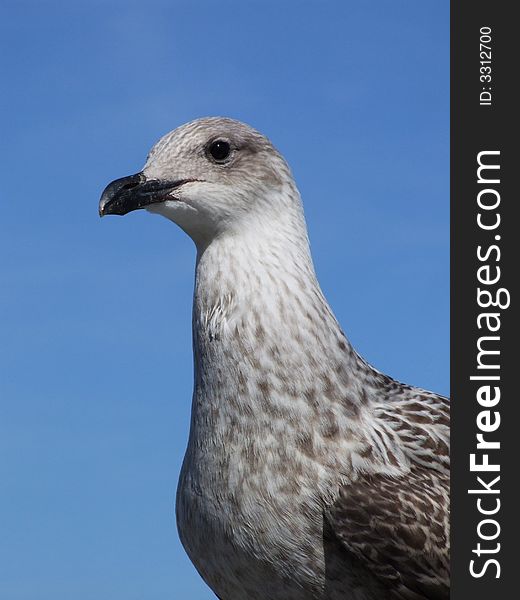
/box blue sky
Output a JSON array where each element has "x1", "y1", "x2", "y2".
[{"x1": 0, "y1": 2, "x2": 448, "y2": 598}]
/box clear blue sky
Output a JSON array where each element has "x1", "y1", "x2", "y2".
[{"x1": 0, "y1": 2, "x2": 448, "y2": 599}]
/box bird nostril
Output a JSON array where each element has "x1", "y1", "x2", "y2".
[
  {"x1": 114, "y1": 173, "x2": 144, "y2": 194},
  {"x1": 121, "y1": 181, "x2": 140, "y2": 191}
]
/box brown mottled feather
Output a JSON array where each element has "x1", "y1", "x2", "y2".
[{"x1": 327, "y1": 384, "x2": 450, "y2": 600}]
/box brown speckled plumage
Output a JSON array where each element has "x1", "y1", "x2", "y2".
[{"x1": 100, "y1": 117, "x2": 450, "y2": 599}]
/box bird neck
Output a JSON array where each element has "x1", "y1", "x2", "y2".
[
  {"x1": 193, "y1": 210, "x2": 324, "y2": 345},
  {"x1": 190, "y1": 211, "x2": 365, "y2": 407}
]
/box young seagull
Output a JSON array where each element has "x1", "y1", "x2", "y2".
[{"x1": 99, "y1": 117, "x2": 450, "y2": 600}]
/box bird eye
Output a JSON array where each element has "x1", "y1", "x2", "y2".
[{"x1": 208, "y1": 139, "x2": 231, "y2": 162}]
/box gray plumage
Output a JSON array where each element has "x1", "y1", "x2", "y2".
[{"x1": 99, "y1": 117, "x2": 450, "y2": 599}]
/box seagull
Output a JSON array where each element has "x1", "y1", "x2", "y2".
[{"x1": 99, "y1": 117, "x2": 450, "y2": 600}]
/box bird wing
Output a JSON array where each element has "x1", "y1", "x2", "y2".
[
  {"x1": 326, "y1": 386, "x2": 450, "y2": 599},
  {"x1": 326, "y1": 467, "x2": 449, "y2": 599}
]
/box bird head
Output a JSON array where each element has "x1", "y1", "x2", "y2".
[{"x1": 99, "y1": 117, "x2": 297, "y2": 247}]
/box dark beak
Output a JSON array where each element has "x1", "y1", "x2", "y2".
[{"x1": 99, "y1": 172, "x2": 192, "y2": 217}]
